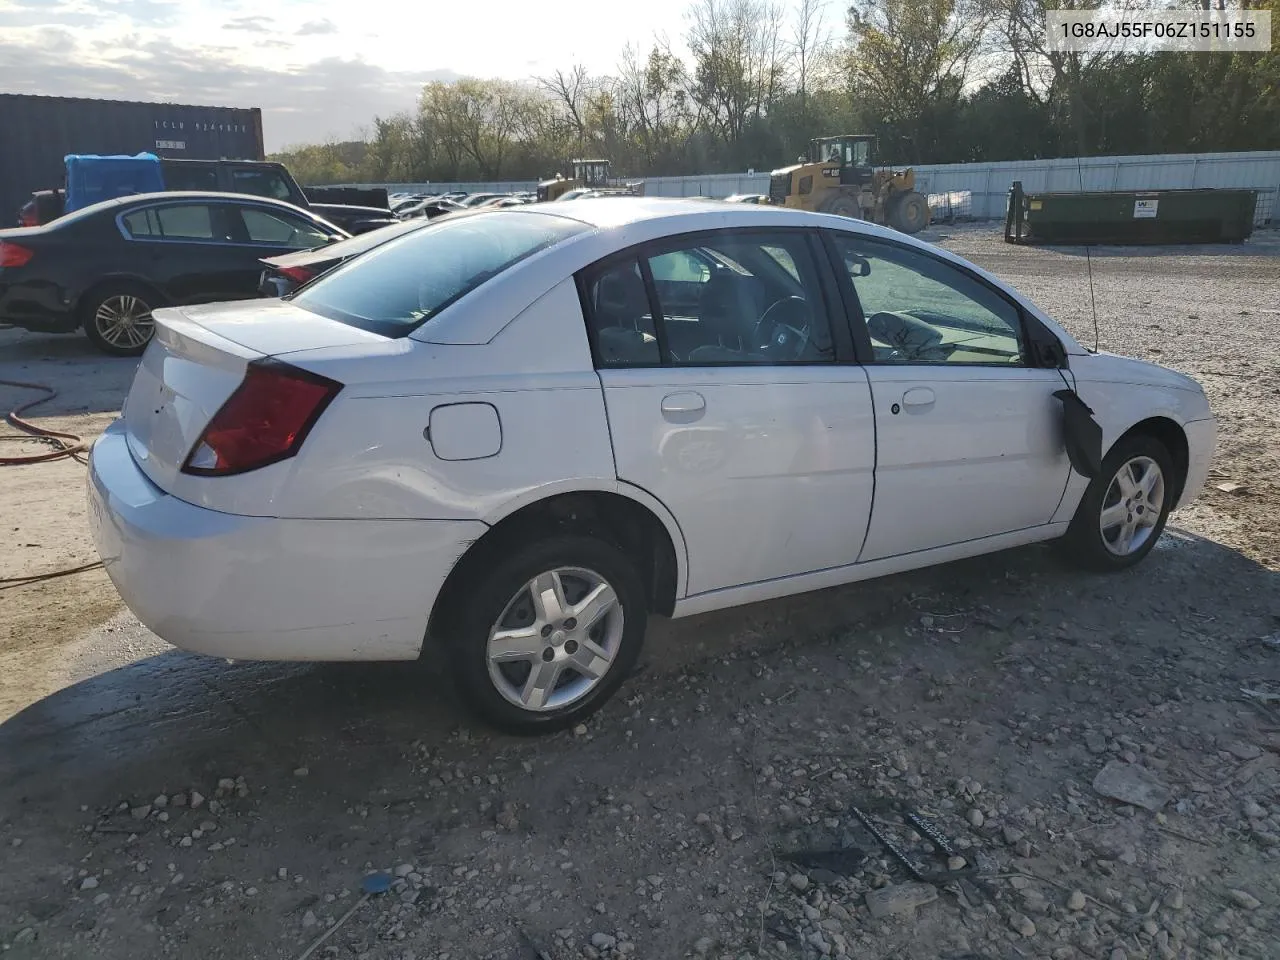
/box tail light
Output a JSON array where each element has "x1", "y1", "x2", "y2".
[
  {"x1": 278, "y1": 265, "x2": 316, "y2": 286},
  {"x1": 181, "y1": 360, "x2": 341, "y2": 476},
  {"x1": 0, "y1": 241, "x2": 33, "y2": 267}
]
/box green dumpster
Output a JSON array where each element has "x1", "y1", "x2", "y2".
[{"x1": 1017, "y1": 188, "x2": 1258, "y2": 245}]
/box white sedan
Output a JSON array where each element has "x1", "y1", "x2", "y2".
[{"x1": 87, "y1": 199, "x2": 1215, "y2": 732}]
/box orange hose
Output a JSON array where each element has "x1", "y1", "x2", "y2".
[
  {"x1": 0, "y1": 378, "x2": 104, "y2": 586},
  {"x1": 0, "y1": 378, "x2": 88, "y2": 465}
]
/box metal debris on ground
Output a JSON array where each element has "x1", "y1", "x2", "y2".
[
  {"x1": 849, "y1": 800, "x2": 983, "y2": 884},
  {"x1": 295, "y1": 873, "x2": 392, "y2": 960},
  {"x1": 848, "y1": 800, "x2": 930, "y2": 881}
]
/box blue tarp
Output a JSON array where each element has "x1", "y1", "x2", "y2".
[{"x1": 63, "y1": 153, "x2": 164, "y2": 213}]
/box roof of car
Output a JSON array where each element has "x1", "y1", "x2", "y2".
[
  {"x1": 529, "y1": 195, "x2": 908, "y2": 242},
  {"x1": 105, "y1": 191, "x2": 310, "y2": 208},
  {"x1": 41, "y1": 191, "x2": 337, "y2": 230},
  {"x1": 536, "y1": 196, "x2": 767, "y2": 227}
]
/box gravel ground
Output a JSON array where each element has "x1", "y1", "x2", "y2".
[{"x1": 1, "y1": 225, "x2": 1278, "y2": 960}]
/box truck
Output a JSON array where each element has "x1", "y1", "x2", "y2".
[{"x1": 1, "y1": 94, "x2": 392, "y2": 232}]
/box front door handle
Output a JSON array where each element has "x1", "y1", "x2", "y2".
[
  {"x1": 901, "y1": 387, "x2": 936, "y2": 411},
  {"x1": 660, "y1": 391, "x2": 706, "y2": 420}
]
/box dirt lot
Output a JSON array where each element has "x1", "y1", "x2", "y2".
[{"x1": 1, "y1": 226, "x2": 1278, "y2": 960}]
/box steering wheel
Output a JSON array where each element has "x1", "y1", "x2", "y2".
[{"x1": 752, "y1": 297, "x2": 811, "y2": 361}]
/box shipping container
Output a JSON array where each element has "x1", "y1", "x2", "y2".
[{"x1": 0, "y1": 94, "x2": 264, "y2": 224}]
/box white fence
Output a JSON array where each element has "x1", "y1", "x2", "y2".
[
  {"x1": 638, "y1": 172, "x2": 772, "y2": 198},
  {"x1": 343, "y1": 150, "x2": 1280, "y2": 226}
]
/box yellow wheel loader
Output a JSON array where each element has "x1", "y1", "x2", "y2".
[
  {"x1": 767, "y1": 135, "x2": 929, "y2": 234},
  {"x1": 536, "y1": 159, "x2": 613, "y2": 202}
]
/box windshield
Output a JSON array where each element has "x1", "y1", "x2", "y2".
[{"x1": 291, "y1": 211, "x2": 586, "y2": 337}]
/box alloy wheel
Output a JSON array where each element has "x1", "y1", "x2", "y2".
[
  {"x1": 485, "y1": 566, "x2": 624, "y2": 712},
  {"x1": 1099, "y1": 455, "x2": 1166, "y2": 557},
  {"x1": 94, "y1": 294, "x2": 155, "y2": 350}
]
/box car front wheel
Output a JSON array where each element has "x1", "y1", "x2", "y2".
[
  {"x1": 1062, "y1": 433, "x2": 1175, "y2": 571},
  {"x1": 446, "y1": 535, "x2": 648, "y2": 733}
]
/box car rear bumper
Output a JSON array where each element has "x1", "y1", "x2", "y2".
[
  {"x1": 87, "y1": 420, "x2": 485, "y2": 661},
  {"x1": 1177, "y1": 416, "x2": 1216, "y2": 509},
  {"x1": 0, "y1": 280, "x2": 79, "y2": 332}
]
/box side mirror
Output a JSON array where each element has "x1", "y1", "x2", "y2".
[
  {"x1": 1027, "y1": 322, "x2": 1067, "y2": 368},
  {"x1": 1041, "y1": 340, "x2": 1067, "y2": 368},
  {"x1": 846, "y1": 256, "x2": 871, "y2": 278}
]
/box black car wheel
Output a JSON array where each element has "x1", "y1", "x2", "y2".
[{"x1": 82, "y1": 284, "x2": 159, "y2": 356}]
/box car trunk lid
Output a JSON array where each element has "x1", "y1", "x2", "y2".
[{"x1": 122, "y1": 300, "x2": 384, "y2": 493}]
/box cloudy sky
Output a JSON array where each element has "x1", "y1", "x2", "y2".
[{"x1": 0, "y1": 0, "x2": 698, "y2": 150}]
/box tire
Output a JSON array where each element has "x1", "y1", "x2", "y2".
[
  {"x1": 82, "y1": 283, "x2": 160, "y2": 356},
  {"x1": 889, "y1": 191, "x2": 930, "y2": 234},
  {"x1": 444, "y1": 534, "x2": 648, "y2": 734},
  {"x1": 821, "y1": 192, "x2": 861, "y2": 219},
  {"x1": 1060, "y1": 433, "x2": 1175, "y2": 572}
]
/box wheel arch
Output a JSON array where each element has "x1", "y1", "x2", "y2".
[
  {"x1": 1108, "y1": 415, "x2": 1190, "y2": 505},
  {"x1": 76, "y1": 274, "x2": 168, "y2": 322},
  {"x1": 426, "y1": 487, "x2": 686, "y2": 648}
]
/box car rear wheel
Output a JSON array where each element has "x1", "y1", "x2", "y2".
[
  {"x1": 1061, "y1": 434, "x2": 1175, "y2": 571},
  {"x1": 444, "y1": 535, "x2": 648, "y2": 734},
  {"x1": 82, "y1": 284, "x2": 159, "y2": 356}
]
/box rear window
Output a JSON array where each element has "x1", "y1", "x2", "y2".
[
  {"x1": 301, "y1": 218, "x2": 428, "y2": 261},
  {"x1": 229, "y1": 167, "x2": 296, "y2": 202},
  {"x1": 290, "y1": 211, "x2": 586, "y2": 337}
]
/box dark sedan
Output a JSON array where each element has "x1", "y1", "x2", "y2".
[
  {"x1": 258, "y1": 217, "x2": 431, "y2": 297},
  {"x1": 0, "y1": 192, "x2": 346, "y2": 355}
]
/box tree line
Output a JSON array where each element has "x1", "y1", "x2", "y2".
[{"x1": 271, "y1": 0, "x2": 1280, "y2": 185}]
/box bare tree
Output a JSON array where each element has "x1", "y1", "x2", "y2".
[
  {"x1": 614, "y1": 43, "x2": 694, "y2": 171},
  {"x1": 535, "y1": 65, "x2": 592, "y2": 149},
  {"x1": 686, "y1": 0, "x2": 789, "y2": 146},
  {"x1": 791, "y1": 0, "x2": 830, "y2": 111},
  {"x1": 984, "y1": 0, "x2": 1135, "y2": 155}
]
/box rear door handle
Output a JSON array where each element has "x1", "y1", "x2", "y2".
[
  {"x1": 660, "y1": 391, "x2": 706, "y2": 419},
  {"x1": 901, "y1": 387, "x2": 936, "y2": 410}
]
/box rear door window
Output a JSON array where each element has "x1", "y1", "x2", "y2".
[
  {"x1": 291, "y1": 211, "x2": 586, "y2": 337},
  {"x1": 122, "y1": 208, "x2": 162, "y2": 238},
  {"x1": 156, "y1": 204, "x2": 215, "y2": 239},
  {"x1": 122, "y1": 203, "x2": 222, "y2": 241},
  {"x1": 645, "y1": 232, "x2": 834, "y2": 365}
]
